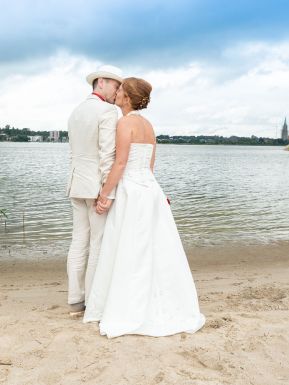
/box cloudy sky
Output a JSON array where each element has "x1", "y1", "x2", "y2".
[{"x1": 1, "y1": 0, "x2": 289, "y2": 137}]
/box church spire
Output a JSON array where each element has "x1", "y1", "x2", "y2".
[{"x1": 281, "y1": 117, "x2": 288, "y2": 140}]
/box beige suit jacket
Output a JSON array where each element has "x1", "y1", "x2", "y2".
[{"x1": 66, "y1": 94, "x2": 118, "y2": 199}]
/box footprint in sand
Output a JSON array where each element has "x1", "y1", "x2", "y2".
[
  {"x1": 154, "y1": 371, "x2": 165, "y2": 384},
  {"x1": 207, "y1": 316, "x2": 232, "y2": 329},
  {"x1": 46, "y1": 305, "x2": 60, "y2": 310},
  {"x1": 242, "y1": 285, "x2": 286, "y2": 301},
  {"x1": 43, "y1": 282, "x2": 61, "y2": 287}
]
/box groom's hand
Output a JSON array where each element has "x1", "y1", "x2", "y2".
[{"x1": 95, "y1": 195, "x2": 112, "y2": 215}]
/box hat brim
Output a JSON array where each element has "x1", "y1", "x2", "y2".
[{"x1": 86, "y1": 71, "x2": 123, "y2": 85}]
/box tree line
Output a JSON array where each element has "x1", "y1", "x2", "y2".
[
  {"x1": 156, "y1": 135, "x2": 288, "y2": 146},
  {"x1": 0, "y1": 125, "x2": 288, "y2": 145}
]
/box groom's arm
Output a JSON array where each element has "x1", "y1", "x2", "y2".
[
  {"x1": 98, "y1": 107, "x2": 118, "y2": 199},
  {"x1": 98, "y1": 117, "x2": 131, "y2": 200}
]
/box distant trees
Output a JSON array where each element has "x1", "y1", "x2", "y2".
[
  {"x1": 156, "y1": 134, "x2": 288, "y2": 146},
  {"x1": 1, "y1": 124, "x2": 287, "y2": 146}
]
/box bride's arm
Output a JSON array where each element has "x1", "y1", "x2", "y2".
[
  {"x1": 150, "y1": 144, "x2": 156, "y2": 172},
  {"x1": 99, "y1": 118, "x2": 131, "y2": 198}
]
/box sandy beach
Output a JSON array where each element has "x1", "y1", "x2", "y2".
[{"x1": 1, "y1": 242, "x2": 289, "y2": 385}]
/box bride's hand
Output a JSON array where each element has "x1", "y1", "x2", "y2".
[
  {"x1": 95, "y1": 195, "x2": 112, "y2": 215},
  {"x1": 96, "y1": 200, "x2": 107, "y2": 214}
]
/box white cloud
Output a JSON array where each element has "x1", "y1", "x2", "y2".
[
  {"x1": 0, "y1": 51, "x2": 102, "y2": 131},
  {"x1": 1, "y1": 42, "x2": 289, "y2": 137},
  {"x1": 142, "y1": 41, "x2": 289, "y2": 137}
]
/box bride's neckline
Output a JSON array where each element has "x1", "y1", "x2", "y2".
[{"x1": 126, "y1": 110, "x2": 140, "y2": 117}]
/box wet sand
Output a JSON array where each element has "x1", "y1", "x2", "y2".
[{"x1": 1, "y1": 242, "x2": 289, "y2": 385}]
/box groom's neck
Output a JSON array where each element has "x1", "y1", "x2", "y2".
[{"x1": 93, "y1": 87, "x2": 105, "y2": 99}]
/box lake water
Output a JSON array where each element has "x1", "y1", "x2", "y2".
[{"x1": 0, "y1": 142, "x2": 289, "y2": 255}]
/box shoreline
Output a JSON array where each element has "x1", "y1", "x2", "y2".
[
  {"x1": 1, "y1": 239, "x2": 289, "y2": 263},
  {"x1": 1, "y1": 242, "x2": 289, "y2": 384}
]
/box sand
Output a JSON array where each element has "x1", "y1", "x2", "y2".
[{"x1": 1, "y1": 242, "x2": 289, "y2": 385}]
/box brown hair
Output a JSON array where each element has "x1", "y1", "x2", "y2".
[{"x1": 122, "y1": 77, "x2": 152, "y2": 110}]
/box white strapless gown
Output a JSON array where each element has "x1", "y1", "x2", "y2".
[{"x1": 83, "y1": 143, "x2": 205, "y2": 337}]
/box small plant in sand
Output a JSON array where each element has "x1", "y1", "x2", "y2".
[
  {"x1": 0, "y1": 209, "x2": 8, "y2": 218},
  {"x1": 0, "y1": 209, "x2": 8, "y2": 231}
]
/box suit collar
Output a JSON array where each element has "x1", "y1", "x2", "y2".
[{"x1": 86, "y1": 94, "x2": 102, "y2": 101}]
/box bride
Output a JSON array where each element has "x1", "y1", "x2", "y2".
[{"x1": 83, "y1": 77, "x2": 205, "y2": 338}]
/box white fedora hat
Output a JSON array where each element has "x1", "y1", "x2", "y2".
[{"x1": 86, "y1": 65, "x2": 123, "y2": 85}]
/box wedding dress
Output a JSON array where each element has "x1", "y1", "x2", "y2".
[{"x1": 83, "y1": 140, "x2": 205, "y2": 338}]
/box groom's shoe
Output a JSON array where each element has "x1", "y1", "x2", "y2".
[{"x1": 69, "y1": 301, "x2": 85, "y2": 318}]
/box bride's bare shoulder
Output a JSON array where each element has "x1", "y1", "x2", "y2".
[{"x1": 117, "y1": 116, "x2": 135, "y2": 127}]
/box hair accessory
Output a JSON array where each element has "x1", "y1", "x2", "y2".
[{"x1": 138, "y1": 96, "x2": 150, "y2": 109}]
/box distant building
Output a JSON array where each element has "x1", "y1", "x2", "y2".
[
  {"x1": 281, "y1": 118, "x2": 288, "y2": 141},
  {"x1": 28, "y1": 135, "x2": 43, "y2": 142},
  {"x1": 49, "y1": 131, "x2": 60, "y2": 141}
]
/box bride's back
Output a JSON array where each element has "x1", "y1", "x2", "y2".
[{"x1": 128, "y1": 114, "x2": 156, "y2": 145}]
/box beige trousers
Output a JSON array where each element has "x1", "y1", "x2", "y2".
[{"x1": 67, "y1": 198, "x2": 107, "y2": 305}]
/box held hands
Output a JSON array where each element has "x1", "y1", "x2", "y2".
[{"x1": 94, "y1": 193, "x2": 112, "y2": 215}]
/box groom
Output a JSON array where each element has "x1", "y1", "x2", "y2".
[{"x1": 66, "y1": 65, "x2": 122, "y2": 316}]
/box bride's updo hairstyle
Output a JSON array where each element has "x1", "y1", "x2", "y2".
[{"x1": 122, "y1": 77, "x2": 152, "y2": 110}]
